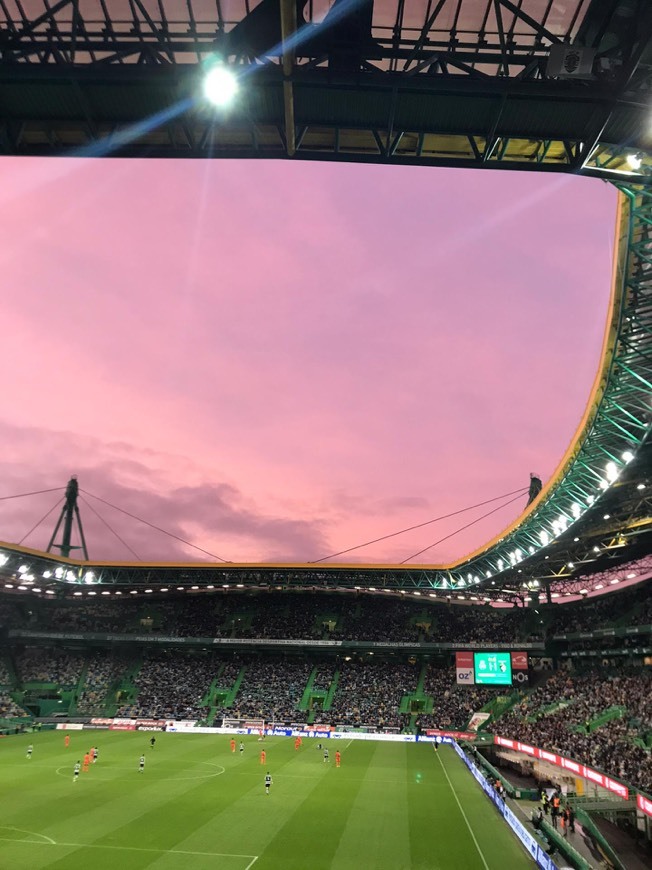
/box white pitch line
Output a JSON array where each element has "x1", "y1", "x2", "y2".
[
  {"x1": 435, "y1": 749, "x2": 490, "y2": 870},
  {"x1": 0, "y1": 838, "x2": 257, "y2": 861},
  {"x1": 0, "y1": 827, "x2": 56, "y2": 845},
  {"x1": 244, "y1": 857, "x2": 259, "y2": 870}
]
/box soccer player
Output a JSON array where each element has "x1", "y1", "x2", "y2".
[
  {"x1": 26, "y1": 744, "x2": 33, "y2": 759},
  {"x1": 93, "y1": 747, "x2": 99, "y2": 763},
  {"x1": 323, "y1": 748, "x2": 329, "y2": 763},
  {"x1": 150, "y1": 736, "x2": 156, "y2": 749},
  {"x1": 260, "y1": 749, "x2": 266, "y2": 765},
  {"x1": 239, "y1": 741, "x2": 244, "y2": 755},
  {"x1": 294, "y1": 738, "x2": 300, "y2": 751},
  {"x1": 64, "y1": 734, "x2": 70, "y2": 748},
  {"x1": 139, "y1": 754, "x2": 145, "y2": 773},
  {"x1": 82, "y1": 753, "x2": 90, "y2": 772},
  {"x1": 230, "y1": 738, "x2": 236, "y2": 753},
  {"x1": 265, "y1": 771, "x2": 272, "y2": 795},
  {"x1": 335, "y1": 751, "x2": 341, "y2": 768},
  {"x1": 73, "y1": 760, "x2": 81, "y2": 783}
]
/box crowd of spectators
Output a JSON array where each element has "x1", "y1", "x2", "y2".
[
  {"x1": 77, "y1": 652, "x2": 129, "y2": 715},
  {"x1": 15, "y1": 647, "x2": 85, "y2": 687},
  {"x1": 0, "y1": 692, "x2": 29, "y2": 719},
  {"x1": 494, "y1": 668, "x2": 652, "y2": 793},
  {"x1": 116, "y1": 654, "x2": 216, "y2": 720},
  {"x1": 549, "y1": 579, "x2": 652, "y2": 635},
  {"x1": 416, "y1": 667, "x2": 500, "y2": 731},
  {"x1": 0, "y1": 659, "x2": 11, "y2": 685},
  {"x1": 216, "y1": 658, "x2": 313, "y2": 724},
  {"x1": 324, "y1": 661, "x2": 418, "y2": 730}
]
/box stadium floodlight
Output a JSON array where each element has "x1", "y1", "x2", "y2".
[
  {"x1": 101, "y1": 591, "x2": 110, "y2": 595},
  {"x1": 4, "y1": 583, "x2": 13, "y2": 589},
  {"x1": 145, "y1": 588, "x2": 153, "y2": 593},
  {"x1": 605, "y1": 461, "x2": 619, "y2": 482},
  {"x1": 18, "y1": 565, "x2": 28, "y2": 574},
  {"x1": 627, "y1": 572, "x2": 637, "y2": 579},
  {"x1": 611, "y1": 578, "x2": 620, "y2": 584},
  {"x1": 73, "y1": 591, "x2": 82, "y2": 596},
  {"x1": 587, "y1": 494, "x2": 596, "y2": 505},
  {"x1": 603, "y1": 513, "x2": 611, "y2": 520},
  {"x1": 203, "y1": 64, "x2": 238, "y2": 108},
  {"x1": 622, "y1": 450, "x2": 634, "y2": 463},
  {"x1": 42, "y1": 570, "x2": 52, "y2": 578},
  {"x1": 626, "y1": 152, "x2": 643, "y2": 170},
  {"x1": 567, "y1": 562, "x2": 574, "y2": 568},
  {"x1": 45, "y1": 589, "x2": 55, "y2": 595},
  {"x1": 637, "y1": 483, "x2": 646, "y2": 490},
  {"x1": 160, "y1": 587, "x2": 169, "y2": 592},
  {"x1": 593, "y1": 545, "x2": 600, "y2": 552},
  {"x1": 539, "y1": 530, "x2": 549, "y2": 545},
  {"x1": 66, "y1": 570, "x2": 76, "y2": 582},
  {"x1": 84, "y1": 571, "x2": 95, "y2": 584},
  {"x1": 579, "y1": 588, "x2": 589, "y2": 595},
  {"x1": 0, "y1": 553, "x2": 8, "y2": 566},
  {"x1": 87, "y1": 590, "x2": 96, "y2": 596},
  {"x1": 130, "y1": 590, "x2": 138, "y2": 594},
  {"x1": 599, "y1": 479, "x2": 609, "y2": 490},
  {"x1": 115, "y1": 591, "x2": 122, "y2": 595}
]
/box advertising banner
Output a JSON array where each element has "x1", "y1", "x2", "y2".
[
  {"x1": 456, "y1": 651, "x2": 475, "y2": 685},
  {"x1": 109, "y1": 724, "x2": 136, "y2": 731},
  {"x1": 511, "y1": 651, "x2": 529, "y2": 685},
  {"x1": 493, "y1": 735, "x2": 630, "y2": 799},
  {"x1": 452, "y1": 740, "x2": 559, "y2": 870},
  {"x1": 467, "y1": 712, "x2": 491, "y2": 732},
  {"x1": 55, "y1": 723, "x2": 84, "y2": 730},
  {"x1": 424, "y1": 729, "x2": 477, "y2": 741},
  {"x1": 637, "y1": 794, "x2": 652, "y2": 819}
]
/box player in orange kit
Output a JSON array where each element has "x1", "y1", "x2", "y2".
[
  {"x1": 335, "y1": 751, "x2": 341, "y2": 768},
  {"x1": 82, "y1": 753, "x2": 90, "y2": 773},
  {"x1": 294, "y1": 737, "x2": 301, "y2": 751},
  {"x1": 260, "y1": 749, "x2": 266, "y2": 765},
  {"x1": 64, "y1": 734, "x2": 70, "y2": 748},
  {"x1": 230, "y1": 738, "x2": 236, "y2": 753}
]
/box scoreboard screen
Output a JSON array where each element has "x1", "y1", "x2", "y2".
[{"x1": 473, "y1": 652, "x2": 512, "y2": 686}]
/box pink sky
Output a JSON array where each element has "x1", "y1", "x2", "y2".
[{"x1": 0, "y1": 158, "x2": 616, "y2": 564}]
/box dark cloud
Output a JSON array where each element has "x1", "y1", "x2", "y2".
[{"x1": 0, "y1": 420, "x2": 329, "y2": 563}]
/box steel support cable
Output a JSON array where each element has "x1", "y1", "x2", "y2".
[
  {"x1": 79, "y1": 495, "x2": 141, "y2": 561},
  {"x1": 18, "y1": 496, "x2": 64, "y2": 545},
  {"x1": 399, "y1": 490, "x2": 527, "y2": 564},
  {"x1": 80, "y1": 489, "x2": 230, "y2": 562},
  {"x1": 310, "y1": 486, "x2": 529, "y2": 564},
  {"x1": 0, "y1": 487, "x2": 63, "y2": 501}
]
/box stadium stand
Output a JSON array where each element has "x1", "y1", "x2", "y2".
[
  {"x1": 15, "y1": 647, "x2": 85, "y2": 687},
  {"x1": 324, "y1": 661, "x2": 418, "y2": 730},
  {"x1": 493, "y1": 668, "x2": 652, "y2": 793},
  {"x1": 216, "y1": 658, "x2": 313, "y2": 725},
  {"x1": 116, "y1": 653, "x2": 216, "y2": 720}
]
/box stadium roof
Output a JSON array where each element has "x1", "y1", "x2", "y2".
[{"x1": 0, "y1": 0, "x2": 651, "y2": 176}]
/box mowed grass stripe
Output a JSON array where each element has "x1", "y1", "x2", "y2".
[
  {"x1": 60, "y1": 734, "x2": 295, "y2": 865},
  {"x1": 405, "y1": 742, "x2": 485, "y2": 870},
  {"x1": 138, "y1": 737, "x2": 337, "y2": 861},
  {"x1": 253, "y1": 740, "x2": 377, "y2": 870},
  {"x1": 436, "y1": 746, "x2": 535, "y2": 869},
  {"x1": 330, "y1": 741, "x2": 411, "y2": 870}
]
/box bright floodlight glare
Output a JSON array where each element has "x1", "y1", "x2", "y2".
[
  {"x1": 627, "y1": 152, "x2": 642, "y2": 170},
  {"x1": 203, "y1": 66, "x2": 238, "y2": 107}
]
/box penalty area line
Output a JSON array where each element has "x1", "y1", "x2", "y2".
[
  {"x1": 434, "y1": 748, "x2": 490, "y2": 870},
  {"x1": 0, "y1": 838, "x2": 257, "y2": 862}
]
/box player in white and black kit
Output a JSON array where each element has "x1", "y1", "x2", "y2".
[
  {"x1": 73, "y1": 761, "x2": 81, "y2": 783},
  {"x1": 26, "y1": 744, "x2": 33, "y2": 759},
  {"x1": 323, "y1": 748, "x2": 329, "y2": 763},
  {"x1": 92, "y1": 747, "x2": 98, "y2": 763},
  {"x1": 265, "y1": 772, "x2": 272, "y2": 794},
  {"x1": 239, "y1": 742, "x2": 244, "y2": 755},
  {"x1": 139, "y1": 754, "x2": 145, "y2": 773}
]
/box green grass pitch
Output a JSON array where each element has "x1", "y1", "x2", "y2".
[{"x1": 0, "y1": 731, "x2": 535, "y2": 869}]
